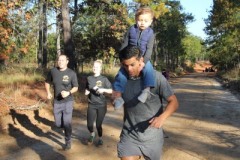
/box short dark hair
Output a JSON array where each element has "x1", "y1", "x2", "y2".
[
  {"x1": 58, "y1": 54, "x2": 69, "y2": 60},
  {"x1": 119, "y1": 46, "x2": 142, "y2": 62}
]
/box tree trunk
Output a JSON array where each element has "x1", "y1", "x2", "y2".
[
  {"x1": 61, "y1": 0, "x2": 75, "y2": 70},
  {"x1": 38, "y1": 0, "x2": 43, "y2": 68},
  {"x1": 56, "y1": 8, "x2": 61, "y2": 57},
  {"x1": 42, "y1": 0, "x2": 48, "y2": 68}
]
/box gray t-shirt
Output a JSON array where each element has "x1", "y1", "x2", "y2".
[{"x1": 121, "y1": 70, "x2": 174, "y2": 143}]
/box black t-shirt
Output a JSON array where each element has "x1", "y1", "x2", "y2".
[
  {"x1": 46, "y1": 67, "x2": 78, "y2": 103},
  {"x1": 86, "y1": 75, "x2": 112, "y2": 106}
]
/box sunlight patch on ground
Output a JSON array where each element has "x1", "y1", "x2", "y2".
[{"x1": 174, "y1": 88, "x2": 206, "y2": 94}]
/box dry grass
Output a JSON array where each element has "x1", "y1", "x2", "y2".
[
  {"x1": 0, "y1": 63, "x2": 45, "y2": 86},
  {"x1": 0, "y1": 73, "x2": 44, "y2": 86},
  {"x1": 221, "y1": 67, "x2": 240, "y2": 81},
  {"x1": 217, "y1": 67, "x2": 240, "y2": 92}
]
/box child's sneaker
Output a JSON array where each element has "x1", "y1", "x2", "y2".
[
  {"x1": 113, "y1": 97, "x2": 124, "y2": 110},
  {"x1": 138, "y1": 90, "x2": 150, "y2": 103},
  {"x1": 88, "y1": 135, "x2": 95, "y2": 145}
]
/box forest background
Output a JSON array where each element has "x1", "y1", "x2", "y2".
[
  {"x1": 0, "y1": 0, "x2": 239, "y2": 95},
  {"x1": 0, "y1": 1, "x2": 239, "y2": 159}
]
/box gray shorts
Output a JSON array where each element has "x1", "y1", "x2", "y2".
[{"x1": 117, "y1": 128, "x2": 164, "y2": 160}]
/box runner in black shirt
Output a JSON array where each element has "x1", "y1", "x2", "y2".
[
  {"x1": 45, "y1": 54, "x2": 78, "y2": 150},
  {"x1": 85, "y1": 60, "x2": 112, "y2": 146}
]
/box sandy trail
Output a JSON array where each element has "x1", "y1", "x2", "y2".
[{"x1": 0, "y1": 72, "x2": 239, "y2": 160}]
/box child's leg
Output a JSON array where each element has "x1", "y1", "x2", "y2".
[
  {"x1": 138, "y1": 61, "x2": 155, "y2": 103},
  {"x1": 142, "y1": 61, "x2": 155, "y2": 88},
  {"x1": 113, "y1": 67, "x2": 128, "y2": 93},
  {"x1": 112, "y1": 67, "x2": 128, "y2": 109}
]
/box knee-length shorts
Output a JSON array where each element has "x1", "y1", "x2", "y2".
[{"x1": 117, "y1": 128, "x2": 164, "y2": 160}]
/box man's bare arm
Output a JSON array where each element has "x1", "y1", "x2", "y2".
[
  {"x1": 45, "y1": 82, "x2": 52, "y2": 99},
  {"x1": 149, "y1": 94, "x2": 179, "y2": 128}
]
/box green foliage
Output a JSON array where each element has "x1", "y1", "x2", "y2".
[
  {"x1": 154, "y1": 1, "x2": 194, "y2": 70},
  {"x1": 205, "y1": 0, "x2": 240, "y2": 71},
  {"x1": 72, "y1": 1, "x2": 129, "y2": 65},
  {"x1": 182, "y1": 34, "x2": 205, "y2": 63},
  {"x1": 47, "y1": 33, "x2": 57, "y2": 62},
  {"x1": 1, "y1": 0, "x2": 198, "y2": 74}
]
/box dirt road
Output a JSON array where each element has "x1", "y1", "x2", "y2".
[
  {"x1": 0, "y1": 72, "x2": 239, "y2": 160},
  {"x1": 163, "y1": 72, "x2": 240, "y2": 160}
]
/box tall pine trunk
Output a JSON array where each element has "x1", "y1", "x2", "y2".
[
  {"x1": 42, "y1": 1, "x2": 47, "y2": 68},
  {"x1": 37, "y1": 0, "x2": 43, "y2": 68},
  {"x1": 38, "y1": 0, "x2": 48, "y2": 69},
  {"x1": 61, "y1": 0, "x2": 75, "y2": 70},
  {"x1": 56, "y1": 8, "x2": 61, "y2": 57}
]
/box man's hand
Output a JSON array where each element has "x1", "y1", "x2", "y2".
[
  {"x1": 149, "y1": 95, "x2": 179, "y2": 129},
  {"x1": 96, "y1": 88, "x2": 105, "y2": 94},
  {"x1": 61, "y1": 90, "x2": 70, "y2": 98},
  {"x1": 149, "y1": 95, "x2": 178, "y2": 128},
  {"x1": 47, "y1": 93, "x2": 53, "y2": 99},
  {"x1": 93, "y1": 86, "x2": 99, "y2": 91},
  {"x1": 85, "y1": 89, "x2": 90, "y2": 95},
  {"x1": 149, "y1": 116, "x2": 164, "y2": 129}
]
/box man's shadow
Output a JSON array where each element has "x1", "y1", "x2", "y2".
[
  {"x1": 33, "y1": 110, "x2": 64, "y2": 136},
  {"x1": 8, "y1": 124, "x2": 66, "y2": 160},
  {"x1": 10, "y1": 109, "x2": 63, "y2": 147}
]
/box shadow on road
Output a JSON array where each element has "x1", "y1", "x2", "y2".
[{"x1": 6, "y1": 124, "x2": 66, "y2": 160}]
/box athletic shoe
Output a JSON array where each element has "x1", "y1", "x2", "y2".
[
  {"x1": 88, "y1": 135, "x2": 95, "y2": 144},
  {"x1": 64, "y1": 141, "x2": 71, "y2": 150},
  {"x1": 113, "y1": 97, "x2": 124, "y2": 110},
  {"x1": 97, "y1": 139, "x2": 103, "y2": 146},
  {"x1": 138, "y1": 90, "x2": 150, "y2": 103}
]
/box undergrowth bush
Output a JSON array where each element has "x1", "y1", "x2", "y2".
[
  {"x1": 0, "y1": 64, "x2": 45, "y2": 86},
  {"x1": 217, "y1": 67, "x2": 240, "y2": 92},
  {"x1": 220, "y1": 68, "x2": 240, "y2": 81}
]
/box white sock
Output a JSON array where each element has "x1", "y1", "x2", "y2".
[
  {"x1": 91, "y1": 132, "x2": 95, "y2": 137},
  {"x1": 144, "y1": 87, "x2": 150, "y2": 92}
]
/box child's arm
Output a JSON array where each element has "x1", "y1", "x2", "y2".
[{"x1": 143, "y1": 34, "x2": 155, "y2": 64}]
